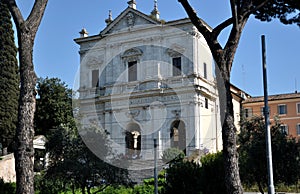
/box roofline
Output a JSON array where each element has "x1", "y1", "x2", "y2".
[
  {"x1": 100, "y1": 7, "x2": 161, "y2": 36},
  {"x1": 243, "y1": 92, "x2": 300, "y2": 104}
]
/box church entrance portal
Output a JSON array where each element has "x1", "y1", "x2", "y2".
[{"x1": 125, "y1": 123, "x2": 141, "y2": 159}]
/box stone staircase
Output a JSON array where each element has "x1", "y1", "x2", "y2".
[{"x1": 127, "y1": 159, "x2": 165, "y2": 184}]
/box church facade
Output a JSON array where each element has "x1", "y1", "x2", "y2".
[{"x1": 74, "y1": 1, "x2": 223, "y2": 160}]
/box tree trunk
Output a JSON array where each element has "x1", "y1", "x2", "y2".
[
  {"x1": 216, "y1": 63, "x2": 243, "y2": 194},
  {"x1": 4, "y1": 1, "x2": 48, "y2": 193},
  {"x1": 14, "y1": 32, "x2": 36, "y2": 194},
  {"x1": 81, "y1": 185, "x2": 86, "y2": 194}
]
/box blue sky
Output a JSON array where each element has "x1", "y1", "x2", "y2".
[{"x1": 14, "y1": 0, "x2": 299, "y2": 96}]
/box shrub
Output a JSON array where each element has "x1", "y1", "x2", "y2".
[
  {"x1": 161, "y1": 148, "x2": 184, "y2": 164},
  {"x1": 200, "y1": 152, "x2": 225, "y2": 194},
  {"x1": 164, "y1": 160, "x2": 202, "y2": 194},
  {"x1": 0, "y1": 178, "x2": 16, "y2": 194}
]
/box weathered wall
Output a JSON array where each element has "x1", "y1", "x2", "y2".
[{"x1": 0, "y1": 153, "x2": 16, "y2": 182}]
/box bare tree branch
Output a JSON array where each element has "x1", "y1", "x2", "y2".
[
  {"x1": 178, "y1": 0, "x2": 223, "y2": 55},
  {"x1": 230, "y1": 0, "x2": 238, "y2": 29},
  {"x1": 26, "y1": 0, "x2": 48, "y2": 35},
  {"x1": 178, "y1": 0, "x2": 211, "y2": 37},
  {"x1": 4, "y1": 0, "x2": 24, "y2": 30},
  {"x1": 212, "y1": 17, "x2": 233, "y2": 40}
]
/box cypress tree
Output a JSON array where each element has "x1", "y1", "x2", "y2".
[{"x1": 0, "y1": 0, "x2": 19, "y2": 155}]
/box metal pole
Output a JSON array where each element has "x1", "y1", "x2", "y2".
[
  {"x1": 261, "y1": 35, "x2": 275, "y2": 194},
  {"x1": 154, "y1": 138, "x2": 158, "y2": 194}
]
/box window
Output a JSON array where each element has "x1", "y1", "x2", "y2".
[
  {"x1": 203, "y1": 63, "x2": 207, "y2": 79},
  {"x1": 297, "y1": 124, "x2": 300, "y2": 136},
  {"x1": 278, "y1": 104, "x2": 287, "y2": 115},
  {"x1": 172, "y1": 57, "x2": 182, "y2": 76},
  {"x1": 205, "y1": 98, "x2": 209, "y2": 109},
  {"x1": 243, "y1": 108, "x2": 252, "y2": 118},
  {"x1": 297, "y1": 103, "x2": 300, "y2": 114},
  {"x1": 92, "y1": 69, "x2": 99, "y2": 87},
  {"x1": 280, "y1": 125, "x2": 288, "y2": 135},
  {"x1": 260, "y1": 107, "x2": 264, "y2": 115},
  {"x1": 128, "y1": 61, "x2": 137, "y2": 81}
]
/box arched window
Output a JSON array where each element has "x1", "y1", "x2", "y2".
[
  {"x1": 125, "y1": 123, "x2": 141, "y2": 159},
  {"x1": 170, "y1": 120, "x2": 186, "y2": 154}
]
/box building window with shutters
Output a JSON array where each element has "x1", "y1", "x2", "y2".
[
  {"x1": 243, "y1": 108, "x2": 253, "y2": 118},
  {"x1": 278, "y1": 104, "x2": 287, "y2": 115},
  {"x1": 297, "y1": 103, "x2": 300, "y2": 114},
  {"x1": 297, "y1": 124, "x2": 300, "y2": 136}
]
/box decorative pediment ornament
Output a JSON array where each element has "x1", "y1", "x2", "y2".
[
  {"x1": 126, "y1": 12, "x2": 135, "y2": 27},
  {"x1": 166, "y1": 44, "x2": 186, "y2": 57},
  {"x1": 122, "y1": 47, "x2": 143, "y2": 62},
  {"x1": 86, "y1": 55, "x2": 104, "y2": 69},
  {"x1": 171, "y1": 110, "x2": 181, "y2": 119},
  {"x1": 126, "y1": 110, "x2": 140, "y2": 119}
]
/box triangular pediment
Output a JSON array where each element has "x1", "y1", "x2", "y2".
[{"x1": 100, "y1": 7, "x2": 160, "y2": 35}]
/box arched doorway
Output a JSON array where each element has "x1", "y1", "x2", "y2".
[
  {"x1": 170, "y1": 120, "x2": 186, "y2": 154},
  {"x1": 125, "y1": 123, "x2": 141, "y2": 159}
]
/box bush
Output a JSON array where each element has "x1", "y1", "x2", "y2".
[
  {"x1": 161, "y1": 148, "x2": 185, "y2": 164},
  {"x1": 163, "y1": 151, "x2": 225, "y2": 194},
  {"x1": 200, "y1": 152, "x2": 225, "y2": 194},
  {"x1": 164, "y1": 160, "x2": 202, "y2": 194},
  {"x1": 0, "y1": 178, "x2": 16, "y2": 194}
]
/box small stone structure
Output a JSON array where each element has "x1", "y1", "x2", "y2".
[{"x1": 0, "y1": 153, "x2": 16, "y2": 182}]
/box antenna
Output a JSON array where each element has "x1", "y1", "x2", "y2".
[
  {"x1": 295, "y1": 78, "x2": 298, "y2": 93},
  {"x1": 241, "y1": 64, "x2": 245, "y2": 89}
]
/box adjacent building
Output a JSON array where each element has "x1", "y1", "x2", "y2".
[{"x1": 242, "y1": 92, "x2": 300, "y2": 138}]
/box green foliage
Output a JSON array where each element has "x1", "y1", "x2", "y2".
[
  {"x1": 200, "y1": 152, "x2": 225, "y2": 194},
  {"x1": 164, "y1": 152, "x2": 225, "y2": 194},
  {"x1": 34, "y1": 172, "x2": 66, "y2": 194},
  {"x1": 0, "y1": 178, "x2": 16, "y2": 194},
  {"x1": 100, "y1": 184, "x2": 155, "y2": 194},
  {"x1": 44, "y1": 126, "x2": 130, "y2": 194},
  {"x1": 253, "y1": 0, "x2": 300, "y2": 27},
  {"x1": 161, "y1": 147, "x2": 185, "y2": 164},
  {"x1": 0, "y1": 0, "x2": 19, "y2": 151},
  {"x1": 238, "y1": 116, "x2": 300, "y2": 192},
  {"x1": 35, "y1": 77, "x2": 75, "y2": 136},
  {"x1": 164, "y1": 160, "x2": 202, "y2": 194}
]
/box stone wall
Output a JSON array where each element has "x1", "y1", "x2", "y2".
[{"x1": 0, "y1": 153, "x2": 16, "y2": 182}]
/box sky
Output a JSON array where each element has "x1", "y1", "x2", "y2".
[{"x1": 13, "y1": 0, "x2": 300, "y2": 97}]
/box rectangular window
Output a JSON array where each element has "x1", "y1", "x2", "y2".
[
  {"x1": 244, "y1": 108, "x2": 253, "y2": 118},
  {"x1": 203, "y1": 63, "x2": 207, "y2": 79},
  {"x1": 92, "y1": 69, "x2": 99, "y2": 87},
  {"x1": 260, "y1": 107, "x2": 264, "y2": 115},
  {"x1": 280, "y1": 125, "x2": 288, "y2": 135},
  {"x1": 128, "y1": 61, "x2": 137, "y2": 82},
  {"x1": 278, "y1": 104, "x2": 287, "y2": 115},
  {"x1": 172, "y1": 57, "x2": 181, "y2": 76},
  {"x1": 297, "y1": 124, "x2": 300, "y2": 136},
  {"x1": 297, "y1": 103, "x2": 300, "y2": 114},
  {"x1": 205, "y1": 98, "x2": 208, "y2": 109}
]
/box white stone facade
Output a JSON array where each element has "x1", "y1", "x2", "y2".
[{"x1": 75, "y1": 6, "x2": 223, "y2": 160}]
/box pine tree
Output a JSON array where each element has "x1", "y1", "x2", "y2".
[{"x1": 0, "y1": 0, "x2": 19, "y2": 155}]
